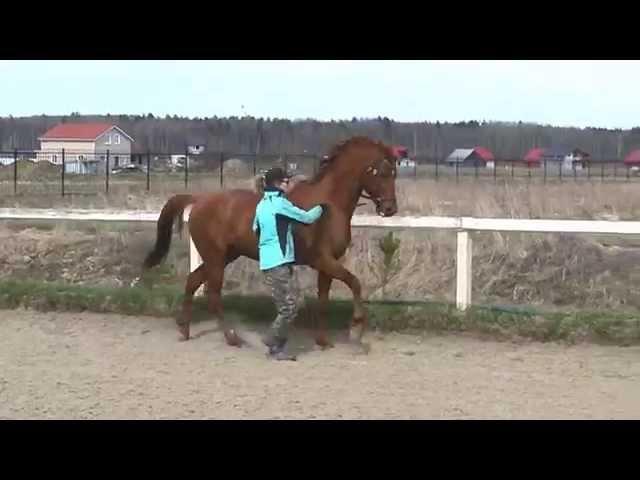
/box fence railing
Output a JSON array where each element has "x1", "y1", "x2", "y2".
[
  {"x1": 3, "y1": 207, "x2": 640, "y2": 310},
  {"x1": 1, "y1": 149, "x2": 639, "y2": 197}
]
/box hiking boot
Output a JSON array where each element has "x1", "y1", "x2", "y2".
[
  {"x1": 263, "y1": 334, "x2": 296, "y2": 360},
  {"x1": 262, "y1": 333, "x2": 287, "y2": 351},
  {"x1": 267, "y1": 350, "x2": 297, "y2": 361}
]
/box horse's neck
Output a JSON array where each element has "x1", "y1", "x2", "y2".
[
  {"x1": 289, "y1": 161, "x2": 365, "y2": 217},
  {"x1": 316, "y1": 169, "x2": 363, "y2": 218}
]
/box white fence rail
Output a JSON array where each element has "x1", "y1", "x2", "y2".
[{"x1": 3, "y1": 207, "x2": 640, "y2": 310}]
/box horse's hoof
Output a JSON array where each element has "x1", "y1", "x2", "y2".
[
  {"x1": 347, "y1": 340, "x2": 371, "y2": 355},
  {"x1": 349, "y1": 322, "x2": 365, "y2": 344},
  {"x1": 224, "y1": 329, "x2": 244, "y2": 348},
  {"x1": 178, "y1": 325, "x2": 190, "y2": 341},
  {"x1": 315, "y1": 338, "x2": 334, "y2": 350}
]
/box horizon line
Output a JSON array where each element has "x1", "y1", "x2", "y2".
[{"x1": 0, "y1": 113, "x2": 632, "y2": 132}]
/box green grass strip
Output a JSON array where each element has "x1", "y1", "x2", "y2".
[{"x1": 1, "y1": 279, "x2": 639, "y2": 346}]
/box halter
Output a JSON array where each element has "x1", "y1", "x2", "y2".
[{"x1": 357, "y1": 157, "x2": 396, "y2": 208}]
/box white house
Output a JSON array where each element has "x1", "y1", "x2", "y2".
[
  {"x1": 398, "y1": 158, "x2": 416, "y2": 168},
  {"x1": 0, "y1": 155, "x2": 15, "y2": 166},
  {"x1": 37, "y1": 123, "x2": 134, "y2": 174},
  {"x1": 187, "y1": 145, "x2": 205, "y2": 155},
  {"x1": 563, "y1": 149, "x2": 590, "y2": 171}
]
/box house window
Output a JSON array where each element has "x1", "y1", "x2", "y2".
[
  {"x1": 77, "y1": 155, "x2": 85, "y2": 161},
  {"x1": 114, "y1": 134, "x2": 121, "y2": 145},
  {"x1": 106, "y1": 134, "x2": 112, "y2": 145},
  {"x1": 114, "y1": 156, "x2": 120, "y2": 167},
  {"x1": 52, "y1": 155, "x2": 57, "y2": 164}
]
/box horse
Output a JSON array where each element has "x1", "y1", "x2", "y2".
[{"x1": 143, "y1": 136, "x2": 399, "y2": 348}]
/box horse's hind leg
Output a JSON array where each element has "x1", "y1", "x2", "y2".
[
  {"x1": 205, "y1": 256, "x2": 244, "y2": 347},
  {"x1": 315, "y1": 271, "x2": 334, "y2": 349},
  {"x1": 178, "y1": 263, "x2": 206, "y2": 341}
]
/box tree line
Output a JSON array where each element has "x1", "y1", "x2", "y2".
[{"x1": 2, "y1": 113, "x2": 640, "y2": 160}]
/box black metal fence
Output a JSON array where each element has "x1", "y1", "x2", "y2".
[
  {"x1": 1, "y1": 149, "x2": 639, "y2": 197},
  {"x1": 410, "y1": 155, "x2": 640, "y2": 184}
]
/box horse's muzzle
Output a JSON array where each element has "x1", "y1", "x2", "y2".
[{"x1": 377, "y1": 199, "x2": 398, "y2": 217}]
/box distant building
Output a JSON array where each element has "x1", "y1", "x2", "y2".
[
  {"x1": 523, "y1": 147, "x2": 590, "y2": 170},
  {"x1": 170, "y1": 154, "x2": 186, "y2": 167},
  {"x1": 624, "y1": 149, "x2": 640, "y2": 171},
  {"x1": 523, "y1": 148, "x2": 546, "y2": 167},
  {"x1": 37, "y1": 123, "x2": 134, "y2": 174},
  {"x1": 445, "y1": 147, "x2": 495, "y2": 168},
  {"x1": 187, "y1": 145, "x2": 206, "y2": 155},
  {"x1": 392, "y1": 145, "x2": 416, "y2": 168},
  {"x1": 565, "y1": 148, "x2": 590, "y2": 170}
]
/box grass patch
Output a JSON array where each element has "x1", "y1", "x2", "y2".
[{"x1": 1, "y1": 279, "x2": 639, "y2": 346}]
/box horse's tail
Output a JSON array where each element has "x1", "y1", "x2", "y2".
[{"x1": 143, "y1": 194, "x2": 196, "y2": 269}]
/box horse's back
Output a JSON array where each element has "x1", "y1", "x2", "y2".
[
  {"x1": 192, "y1": 188, "x2": 258, "y2": 214},
  {"x1": 189, "y1": 189, "x2": 260, "y2": 258}
]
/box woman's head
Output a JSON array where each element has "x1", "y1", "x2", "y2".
[{"x1": 264, "y1": 167, "x2": 291, "y2": 192}]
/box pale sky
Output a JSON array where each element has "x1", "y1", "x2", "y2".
[{"x1": 1, "y1": 60, "x2": 639, "y2": 129}]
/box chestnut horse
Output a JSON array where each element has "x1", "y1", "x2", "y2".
[{"x1": 143, "y1": 136, "x2": 398, "y2": 347}]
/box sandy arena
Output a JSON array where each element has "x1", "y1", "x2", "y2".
[{"x1": 1, "y1": 309, "x2": 639, "y2": 419}]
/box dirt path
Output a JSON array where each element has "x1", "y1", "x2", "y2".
[{"x1": 1, "y1": 309, "x2": 639, "y2": 419}]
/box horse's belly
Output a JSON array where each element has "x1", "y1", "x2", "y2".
[{"x1": 230, "y1": 225, "x2": 259, "y2": 261}]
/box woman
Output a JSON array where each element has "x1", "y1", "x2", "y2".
[{"x1": 252, "y1": 167, "x2": 324, "y2": 360}]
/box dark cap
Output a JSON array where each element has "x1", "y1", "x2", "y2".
[{"x1": 264, "y1": 167, "x2": 290, "y2": 186}]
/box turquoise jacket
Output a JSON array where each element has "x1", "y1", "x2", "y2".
[{"x1": 252, "y1": 187, "x2": 323, "y2": 271}]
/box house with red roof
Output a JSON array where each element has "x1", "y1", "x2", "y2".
[
  {"x1": 523, "y1": 147, "x2": 590, "y2": 170},
  {"x1": 37, "y1": 123, "x2": 134, "y2": 174},
  {"x1": 391, "y1": 145, "x2": 416, "y2": 168},
  {"x1": 624, "y1": 149, "x2": 640, "y2": 166},
  {"x1": 445, "y1": 147, "x2": 495, "y2": 168}
]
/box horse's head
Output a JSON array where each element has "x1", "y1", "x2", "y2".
[
  {"x1": 316, "y1": 137, "x2": 399, "y2": 217},
  {"x1": 359, "y1": 142, "x2": 399, "y2": 217}
]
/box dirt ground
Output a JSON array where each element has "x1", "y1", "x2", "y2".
[{"x1": 1, "y1": 309, "x2": 639, "y2": 419}]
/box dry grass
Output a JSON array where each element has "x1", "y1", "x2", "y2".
[{"x1": 390, "y1": 179, "x2": 640, "y2": 220}]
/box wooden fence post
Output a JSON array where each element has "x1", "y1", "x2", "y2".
[{"x1": 456, "y1": 230, "x2": 472, "y2": 310}]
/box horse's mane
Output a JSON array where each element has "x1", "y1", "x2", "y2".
[
  {"x1": 308, "y1": 136, "x2": 393, "y2": 184},
  {"x1": 249, "y1": 137, "x2": 393, "y2": 195}
]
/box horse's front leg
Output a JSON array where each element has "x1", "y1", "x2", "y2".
[
  {"x1": 313, "y1": 256, "x2": 368, "y2": 346},
  {"x1": 204, "y1": 255, "x2": 244, "y2": 347}
]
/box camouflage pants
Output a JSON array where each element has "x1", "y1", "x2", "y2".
[{"x1": 263, "y1": 263, "x2": 298, "y2": 339}]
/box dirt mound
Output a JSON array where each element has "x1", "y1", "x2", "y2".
[
  {"x1": 0, "y1": 160, "x2": 61, "y2": 181},
  {"x1": 473, "y1": 234, "x2": 640, "y2": 310},
  {"x1": 0, "y1": 223, "x2": 155, "y2": 288}
]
